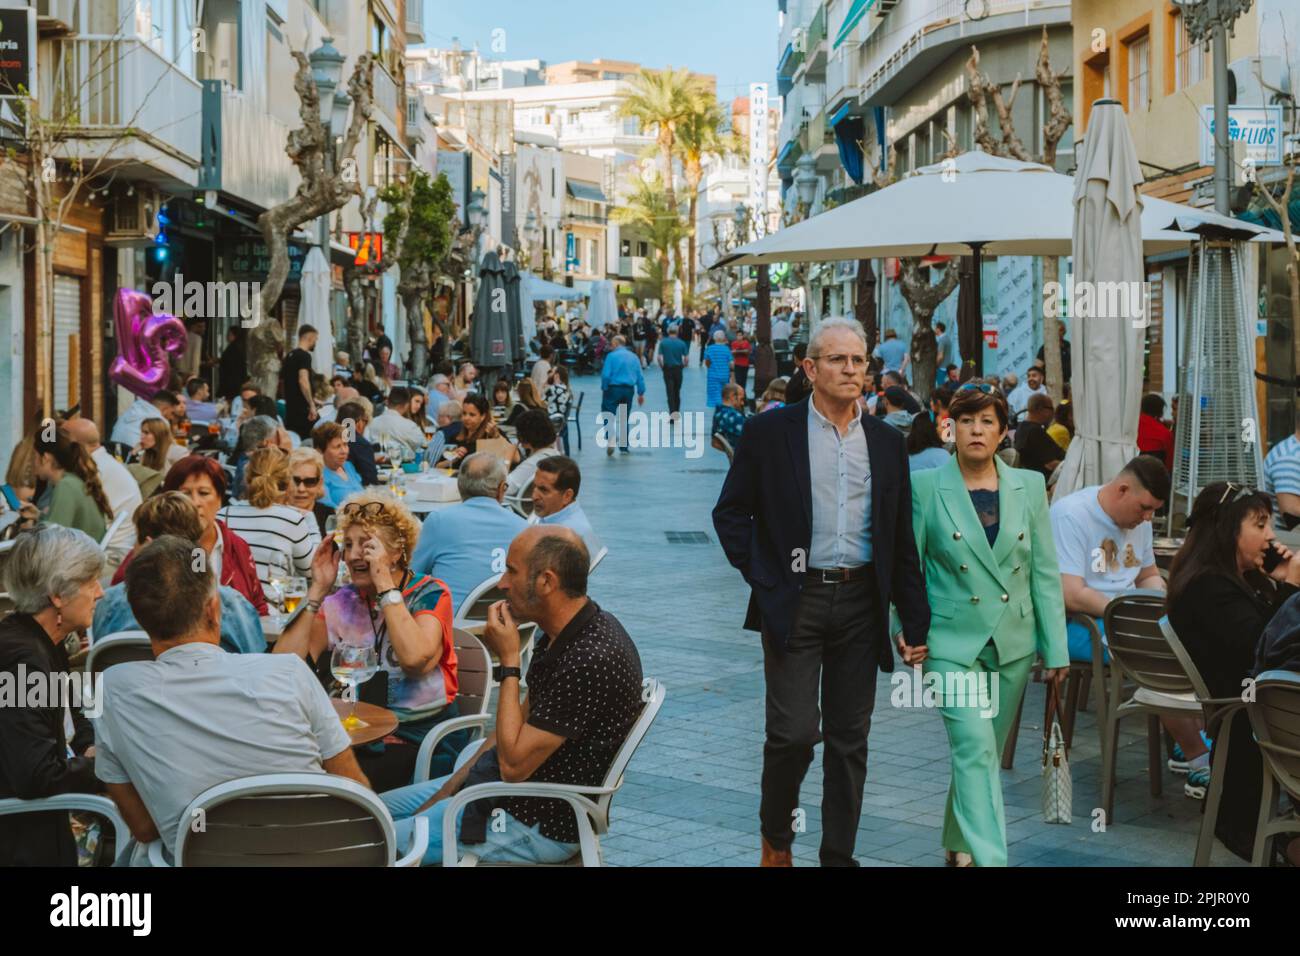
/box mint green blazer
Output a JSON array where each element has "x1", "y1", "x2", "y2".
[{"x1": 910, "y1": 455, "x2": 1068, "y2": 669}]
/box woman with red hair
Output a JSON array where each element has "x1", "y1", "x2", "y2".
[{"x1": 112, "y1": 455, "x2": 268, "y2": 615}]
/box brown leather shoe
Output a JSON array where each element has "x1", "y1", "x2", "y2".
[{"x1": 761, "y1": 836, "x2": 793, "y2": 867}]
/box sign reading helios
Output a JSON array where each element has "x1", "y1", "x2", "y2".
[{"x1": 1200, "y1": 105, "x2": 1283, "y2": 166}]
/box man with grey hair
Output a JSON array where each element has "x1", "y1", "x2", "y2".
[
  {"x1": 410, "y1": 452, "x2": 527, "y2": 613},
  {"x1": 426, "y1": 373, "x2": 453, "y2": 415},
  {"x1": 714, "y1": 313, "x2": 930, "y2": 868},
  {"x1": 423, "y1": 399, "x2": 464, "y2": 466},
  {"x1": 0, "y1": 525, "x2": 105, "y2": 865},
  {"x1": 233, "y1": 415, "x2": 283, "y2": 499},
  {"x1": 92, "y1": 535, "x2": 368, "y2": 865},
  {"x1": 599, "y1": 333, "x2": 645, "y2": 456}
]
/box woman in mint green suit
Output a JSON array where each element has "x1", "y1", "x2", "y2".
[{"x1": 910, "y1": 384, "x2": 1069, "y2": 866}]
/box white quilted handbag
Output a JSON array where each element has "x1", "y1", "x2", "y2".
[{"x1": 1042, "y1": 681, "x2": 1073, "y2": 824}]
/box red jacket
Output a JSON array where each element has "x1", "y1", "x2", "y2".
[
  {"x1": 1136, "y1": 413, "x2": 1174, "y2": 472},
  {"x1": 112, "y1": 521, "x2": 270, "y2": 616}
]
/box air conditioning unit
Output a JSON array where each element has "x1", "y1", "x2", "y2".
[
  {"x1": 1227, "y1": 56, "x2": 1291, "y2": 107},
  {"x1": 35, "y1": 0, "x2": 77, "y2": 35},
  {"x1": 106, "y1": 190, "x2": 160, "y2": 246},
  {"x1": 875, "y1": 0, "x2": 901, "y2": 17}
]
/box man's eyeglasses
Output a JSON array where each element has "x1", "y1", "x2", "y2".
[
  {"x1": 292, "y1": 475, "x2": 322, "y2": 488},
  {"x1": 810, "y1": 353, "x2": 868, "y2": 370},
  {"x1": 341, "y1": 501, "x2": 388, "y2": 518}
]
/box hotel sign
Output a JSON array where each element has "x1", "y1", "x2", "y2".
[{"x1": 748, "y1": 83, "x2": 770, "y2": 223}]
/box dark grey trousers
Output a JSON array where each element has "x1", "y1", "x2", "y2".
[
  {"x1": 662, "y1": 366, "x2": 683, "y2": 416},
  {"x1": 760, "y1": 573, "x2": 884, "y2": 867}
]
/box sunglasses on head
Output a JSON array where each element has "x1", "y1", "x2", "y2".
[
  {"x1": 341, "y1": 501, "x2": 388, "y2": 518},
  {"x1": 1217, "y1": 482, "x2": 1257, "y2": 506},
  {"x1": 957, "y1": 382, "x2": 998, "y2": 395},
  {"x1": 292, "y1": 475, "x2": 321, "y2": 488}
]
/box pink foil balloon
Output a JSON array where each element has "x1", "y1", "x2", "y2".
[{"x1": 108, "y1": 288, "x2": 188, "y2": 400}]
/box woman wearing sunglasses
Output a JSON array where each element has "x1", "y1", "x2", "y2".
[
  {"x1": 274, "y1": 492, "x2": 468, "y2": 791},
  {"x1": 218, "y1": 446, "x2": 321, "y2": 588},
  {"x1": 1166, "y1": 481, "x2": 1300, "y2": 864},
  {"x1": 287, "y1": 447, "x2": 335, "y2": 535},
  {"x1": 909, "y1": 382, "x2": 1069, "y2": 866}
]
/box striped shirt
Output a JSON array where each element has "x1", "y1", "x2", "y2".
[
  {"x1": 217, "y1": 502, "x2": 321, "y2": 586},
  {"x1": 1265, "y1": 434, "x2": 1300, "y2": 527}
]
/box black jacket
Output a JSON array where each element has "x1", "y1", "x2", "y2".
[
  {"x1": 349, "y1": 437, "x2": 379, "y2": 487},
  {"x1": 712, "y1": 398, "x2": 930, "y2": 663},
  {"x1": 1168, "y1": 572, "x2": 1300, "y2": 860},
  {"x1": 0, "y1": 613, "x2": 99, "y2": 866}
]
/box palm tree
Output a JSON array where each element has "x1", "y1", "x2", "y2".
[
  {"x1": 675, "y1": 89, "x2": 729, "y2": 300},
  {"x1": 617, "y1": 67, "x2": 698, "y2": 214},
  {"x1": 612, "y1": 172, "x2": 689, "y2": 308}
]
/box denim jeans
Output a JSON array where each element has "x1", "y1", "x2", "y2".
[
  {"x1": 1067, "y1": 617, "x2": 1111, "y2": 664},
  {"x1": 380, "y1": 746, "x2": 578, "y2": 866}
]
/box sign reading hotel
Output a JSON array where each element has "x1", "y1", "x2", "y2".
[
  {"x1": 1199, "y1": 105, "x2": 1283, "y2": 167},
  {"x1": 748, "y1": 83, "x2": 769, "y2": 223},
  {"x1": 0, "y1": 7, "x2": 36, "y2": 98}
]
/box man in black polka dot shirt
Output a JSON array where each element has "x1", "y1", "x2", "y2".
[{"x1": 380, "y1": 526, "x2": 644, "y2": 864}]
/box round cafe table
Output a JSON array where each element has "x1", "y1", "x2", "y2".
[{"x1": 331, "y1": 699, "x2": 399, "y2": 747}]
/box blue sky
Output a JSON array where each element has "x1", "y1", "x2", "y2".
[{"x1": 419, "y1": 1, "x2": 778, "y2": 102}]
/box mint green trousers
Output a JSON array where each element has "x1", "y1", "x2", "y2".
[{"x1": 924, "y1": 642, "x2": 1034, "y2": 867}]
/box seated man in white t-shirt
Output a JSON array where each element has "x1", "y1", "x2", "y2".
[
  {"x1": 1050, "y1": 455, "x2": 1208, "y2": 776},
  {"x1": 93, "y1": 536, "x2": 368, "y2": 863}
]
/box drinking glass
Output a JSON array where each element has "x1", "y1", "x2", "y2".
[
  {"x1": 265, "y1": 552, "x2": 289, "y2": 624},
  {"x1": 331, "y1": 643, "x2": 379, "y2": 729},
  {"x1": 283, "y1": 577, "x2": 308, "y2": 615}
]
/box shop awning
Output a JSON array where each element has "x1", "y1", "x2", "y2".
[
  {"x1": 834, "y1": 0, "x2": 874, "y2": 48},
  {"x1": 566, "y1": 180, "x2": 608, "y2": 204}
]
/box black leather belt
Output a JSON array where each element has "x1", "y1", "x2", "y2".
[{"x1": 807, "y1": 565, "x2": 873, "y2": 584}]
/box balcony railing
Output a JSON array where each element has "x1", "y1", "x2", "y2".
[
  {"x1": 372, "y1": 63, "x2": 400, "y2": 126},
  {"x1": 198, "y1": 80, "x2": 294, "y2": 211},
  {"x1": 44, "y1": 35, "x2": 202, "y2": 168}
]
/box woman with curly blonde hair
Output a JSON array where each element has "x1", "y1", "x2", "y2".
[
  {"x1": 218, "y1": 445, "x2": 321, "y2": 587},
  {"x1": 275, "y1": 490, "x2": 467, "y2": 789}
]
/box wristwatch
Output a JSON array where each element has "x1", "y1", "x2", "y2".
[
  {"x1": 378, "y1": 588, "x2": 404, "y2": 608},
  {"x1": 494, "y1": 664, "x2": 522, "y2": 682}
]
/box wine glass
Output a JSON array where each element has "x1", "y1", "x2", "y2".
[
  {"x1": 331, "y1": 643, "x2": 379, "y2": 730},
  {"x1": 266, "y1": 552, "x2": 290, "y2": 624}
]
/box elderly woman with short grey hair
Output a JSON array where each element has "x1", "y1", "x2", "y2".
[{"x1": 0, "y1": 525, "x2": 105, "y2": 866}]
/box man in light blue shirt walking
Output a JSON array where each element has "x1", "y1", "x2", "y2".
[{"x1": 599, "y1": 335, "x2": 645, "y2": 455}]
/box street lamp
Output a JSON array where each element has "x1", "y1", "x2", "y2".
[
  {"x1": 733, "y1": 202, "x2": 748, "y2": 242},
  {"x1": 308, "y1": 38, "x2": 346, "y2": 130},
  {"x1": 522, "y1": 209, "x2": 541, "y2": 270},
  {"x1": 1172, "y1": 0, "x2": 1253, "y2": 214},
  {"x1": 466, "y1": 187, "x2": 487, "y2": 230}
]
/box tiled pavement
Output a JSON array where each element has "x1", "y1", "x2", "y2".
[{"x1": 566, "y1": 363, "x2": 1242, "y2": 867}]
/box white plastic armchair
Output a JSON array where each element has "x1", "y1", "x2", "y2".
[
  {"x1": 0, "y1": 794, "x2": 130, "y2": 864},
  {"x1": 145, "y1": 772, "x2": 427, "y2": 867},
  {"x1": 98, "y1": 511, "x2": 131, "y2": 554},
  {"x1": 438, "y1": 678, "x2": 666, "y2": 867}
]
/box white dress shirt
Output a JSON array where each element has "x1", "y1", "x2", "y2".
[
  {"x1": 367, "y1": 409, "x2": 428, "y2": 457},
  {"x1": 807, "y1": 397, "x2": 872, "y2": 568},
  {"x1": 91, "y1": 446, "x2": 141, "y2": 559}
]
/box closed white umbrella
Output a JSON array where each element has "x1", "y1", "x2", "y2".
[
  {"x1": 301, "y1": 246, "x2": 333, "y2": 376},
  {"x1": 1053, "y1": 101, "x2": 1146, "y2": 498},
  {"x1": 586, "y1": 279, "x2": 618, "y2": 329}
]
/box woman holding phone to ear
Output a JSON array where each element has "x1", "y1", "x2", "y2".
[
  {"x1": 909, "y1": 383, "x2": 1069, "y2": 867},
  {"x1": 274, "y1": 491, "x2": 468, "y2": 790}
]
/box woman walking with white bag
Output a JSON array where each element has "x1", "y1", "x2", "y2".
[{"x1": 910, "y1": 383, "x2": 1070, "y2": 866}]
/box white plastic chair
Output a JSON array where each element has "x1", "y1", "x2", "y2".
[
  {"x1": 0, "y1": 794, "x2": 131, "y2": 864},
  {"x1": 98, "y1": 510, "x2": 131, "y2": 554},
  {"x1": 145, "y1": 773, "x2": 427, "y2": 867},
  {"x1": 413, "y1": 629, "x2": 495, "y2": 784},
  {"x1": 85, "y1": 630, "x2": 153, "y2": 675},
  {"x1": 455, "y1": 576, "x2": 537, "y2": 683},
  {"x1": 438, "y1": 678, "x2": 667, "y2": 867},
  {"x1": 503, "y1": 479, "x2": 535, "y2": 519}
]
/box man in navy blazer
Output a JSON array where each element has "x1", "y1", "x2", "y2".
[{"x1": 713, "y1": 317, "x2": 930, "y2": 867}]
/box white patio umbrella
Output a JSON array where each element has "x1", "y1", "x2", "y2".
[
  {"x1": 586, "y1": 279, "x2": 619, "y2": 329},
  {"x1": 301, "y1": 246, "x2": 333, "y2": 376},
  {"x1": 1053, "y1": 101, "x2": 1146, "y2": 499},
  {"x1": 715, "y1": 150, "x2": 1282, "y2": 267}
]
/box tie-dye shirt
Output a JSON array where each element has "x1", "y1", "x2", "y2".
[{"x1": 319, "y1": 575, "x2": 459, "y2": 722}]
